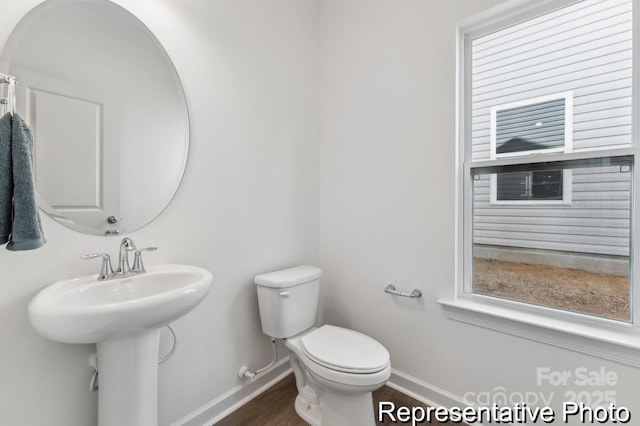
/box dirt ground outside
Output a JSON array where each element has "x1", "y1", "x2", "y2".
[{"x1": 473, "y1": 258, "x2": 630, "y2": 321}]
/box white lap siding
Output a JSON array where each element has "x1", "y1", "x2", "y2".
[{"x1": 473, "y1": 166, "x2": 631, "y2": 256}]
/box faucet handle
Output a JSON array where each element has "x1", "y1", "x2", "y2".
[
  {"x1": 81, "y1": 253, "x2": 114, "y2": 281},
  {"x1": 132, "y1": 247, "x2": 158, "y2": 273}
]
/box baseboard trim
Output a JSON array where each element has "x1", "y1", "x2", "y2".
[
  {"x1": 387, "y1": 369, "x2": 468, "y2": 410},
  {"x1": 174, "y1": 364, "x2": 473, "y2": 426},
  {"x1": 172, "y1": 357, "x2": 292, "y2": 426},
  {"x1": 386, "y1": 369, "x2": 487, "y2": 426}
]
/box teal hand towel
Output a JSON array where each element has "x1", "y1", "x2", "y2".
[
  {"x1": 7, "y1": 113, "x2": 45, "y2": 251},
  {"x1": 0, "y1": 113, "x2": 11, "y2": 245}
]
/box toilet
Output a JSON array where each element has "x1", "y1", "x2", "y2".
[{"x1": 255, "y1": 265, "x2": 391, "y2": 426}]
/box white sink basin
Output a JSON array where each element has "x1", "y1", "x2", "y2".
[{"x1": 29, "y1": 264, "x2": 213, "y2": 344}]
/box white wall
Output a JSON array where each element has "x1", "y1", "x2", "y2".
[
  {"x1": 317, "y1": 0, "x2": 640, "y2": 420},
  {"x1": 0, "y1": 1, "x2": 318, "y2": 425}
]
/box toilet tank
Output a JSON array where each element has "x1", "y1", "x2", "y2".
[{"x1": 254, "y1": 265, "x2": 322, "y2": 338}]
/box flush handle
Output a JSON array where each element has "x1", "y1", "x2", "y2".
[{"x1": 279, "y1": 291, "x2": 291, "y2": 297}]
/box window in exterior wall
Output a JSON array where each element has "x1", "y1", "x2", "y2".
[
  {"x1": 490, "y1": 94, "x2": 573, "y2": 205},
  {"x1": 491, "y1": 167, "x2": 572, "y2": 204},
  {"x1": 464, "y1": 0, "x2": 633, "y2": 322},
  {"x1": 491, "y1": 94, "x2": 572, "y2": 158},
  {"x1": 496, "y1": 170, "x2": 563, "y2": 201}
]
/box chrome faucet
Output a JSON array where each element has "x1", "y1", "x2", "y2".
[
  {"x1": 82, "y1": 238, "x2": 158, "y2": 281},
  {"x1": 117, "y1": 237, "x2": 137, "y2": 274}
]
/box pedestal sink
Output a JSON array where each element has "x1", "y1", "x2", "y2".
[{"x1": 28, "y1": 264, "x2": 213, "y2": 426}]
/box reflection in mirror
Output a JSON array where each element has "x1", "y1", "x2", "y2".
[{"x1": 0, "y1": 0, "x2": 189, "y2": 235}]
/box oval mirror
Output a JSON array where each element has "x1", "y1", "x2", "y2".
[{"x1": 0, "y1": 0, "x2": 189, "y2": 236}]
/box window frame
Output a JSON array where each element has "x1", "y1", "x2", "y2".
[{"x1": 441, "y1": 0, "x2": 640, "y2": 365}]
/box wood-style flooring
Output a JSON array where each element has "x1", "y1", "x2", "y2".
[{"x1": 215, "y1": 374, "x2": 463, "y2": 425}]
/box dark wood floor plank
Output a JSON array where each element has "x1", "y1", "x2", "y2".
[
  {"x1": 216, "y1": 375, "x2": 307, "y2": 426},
  {"x1": 215, "y1": 374, "x2": 465, "y2": 425}
]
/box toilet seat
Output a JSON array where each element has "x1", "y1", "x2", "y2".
[
  {"x1": 285, "y1": 326, "x2": 391, "y2": 390},
  {"x1": 301, "y1": 325, "x2": 389, "y2": 374}
]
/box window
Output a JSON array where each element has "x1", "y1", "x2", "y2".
[
  {"x1": 491, "y1": 93, "x2": 573, "y2": 159},
  {"x1": 453, "y1": 0, "x2": 637, "y2": 335},
  {"x1": 472, "y1": 156, "x2": 632, "y2": 322},
  {"x1": 490, "y1": 93, "x2": 573, "y2": 204},
  {"x1": 495, "y1": 169, "x2": 563, "y2": 201},
  {"x1": 491, "y1": 166, "x2": 572, "y2": 204}
]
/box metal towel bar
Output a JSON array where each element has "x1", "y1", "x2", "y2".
[
  {"x1": 384, "y1": 284, "x2": 422, "y2": 298},
  {"x1": 0, "y1": 73, "x2": 16, "y2": 114},
  {"x1": 0, "y1": 74, "x2": 16, "y2": 85}
]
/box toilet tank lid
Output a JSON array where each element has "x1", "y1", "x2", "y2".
[{"x1": 254, "y1": 265, "x2": 322, "y2": 288}]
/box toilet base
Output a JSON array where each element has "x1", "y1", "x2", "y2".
[
  {"x1": 294, "y1": 394, "x2": 321, "y2": 426},
  {"x1": 294, "y1": 387, "x2": 376, "y2": 426}
]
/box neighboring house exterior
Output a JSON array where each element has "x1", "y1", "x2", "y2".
[{"x1": 471, "y1": 0, "x2": 632, "y2": 258}]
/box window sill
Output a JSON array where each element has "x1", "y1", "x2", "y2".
[
  {"x1": 488, "y1": 200, "x2": 571, "y2": 206},
  {"x1": 438, "y1": 297, "x2": 640, "y2": 367}
]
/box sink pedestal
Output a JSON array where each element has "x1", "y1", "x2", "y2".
[{"x1": 96, "y1": 329, "x2": 161, "y2": 426}]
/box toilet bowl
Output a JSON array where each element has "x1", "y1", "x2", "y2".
[
  {"x1": 286, "y1": 325, "x2": 391, "y2": 425},
  {"x1": 255, "y1": 266, "x2": 391, "y2": 426}
]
